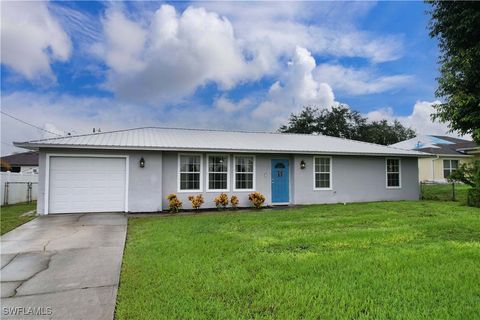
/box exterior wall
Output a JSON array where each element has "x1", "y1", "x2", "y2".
[
  {"x1": 293, "y1": 155, "x2": 419, "y2": 204},
  {"x1": 37, "y1": 148, "x2": 163, "y2": 214},
  {"x1": 161, "y1": 152, "x2": 294, "y2": 209},
  {"x1": 418, "y1": 156, "x2": 473, "y2": 182},
  {"x1": 418, "y1": 157, "x2": 434, "y2": 182},
  {"x1": 162, "y1": 152, "x2": 419, "y2": 208},
  {"x1": 37, "y1": 148, "x2": 420, "y2": 214}
]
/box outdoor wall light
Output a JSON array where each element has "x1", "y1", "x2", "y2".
[
  {"x1": 139, "y1": 157, "x2": 145, "y2": 168},
  {"x1": 300, "y1": 160, "x2": 306, "y2": 169}
]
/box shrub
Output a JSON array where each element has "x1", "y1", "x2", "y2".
[
  {"x1": 230, "y1": 195, "x2": 239, "y2": 209},
  {"x1": 467, "y1": 188, "x2": 480, "y2": 207},
  {"x1": 188, "y1": 194, "x2": 204, "y2": 210},
  {"x1": 248, "y1": 192, "x2": 266, "y2": 209},
  {"x1": 449, "y1": 160, "x2": 480, "y2": 207},
  {"x1": 167, "y1": 193, "x2": 182, "y2": 213},
  {"x1": 214, "y1": 193, "x2": 229, "y2": 209}
]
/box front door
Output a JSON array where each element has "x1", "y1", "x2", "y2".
[{"x1": 271, "y1": 159, "x2": 289, "y2": 203}]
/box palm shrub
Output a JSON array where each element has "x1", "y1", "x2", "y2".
[
  {"x1": 167, "y1": 194, "x2": 182, "y2": 213},
  {"x1": 248, "y1": 192, "x2": 266, "y2": 209},
  {"x1": 448, "y1": 160, "x2": 480, "y2": 207}
]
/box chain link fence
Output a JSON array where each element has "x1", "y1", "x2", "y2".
[
  {"x1": 420, "y1": 181, "x2": 470, "y2": 203},
  {"x1": 1, "y1": 172, "x2": 38, "y2": 205}
]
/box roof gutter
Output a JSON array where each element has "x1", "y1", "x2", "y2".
[
  {"x1": 431, "y1": 153, "x2": 474, "y2": 158},
  {"x1": 13, "y1": 142, "x2": 431, "y2": 158}
]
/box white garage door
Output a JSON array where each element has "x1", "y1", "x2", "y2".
[{"x1": 48, "y1": 156, "x2": 127, "y2": 214}]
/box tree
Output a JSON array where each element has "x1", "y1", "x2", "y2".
[
  {"x1": 448, "y1": 160, "x2": 480, "y2": 188},
  {"x1": 427, "y1": 1, "x2": 480, "y2": 143},
  {"x1": 448, "y1": 160, "x2": 480, "y2": 207},
  {"x1": 320, "y1": 106, "x2": 366, "y2": 140},
  {"x1": 279, "y1": 105, "x2": 366, "y2": 140},
  {"x1": 279, "y1": 105, "x2": 416, "y2": 145},
  {"x1": 279, "y1": 106, "x2": 321, "y2": 134},
  {"x1": 357, "y1": 120, "x2": 416, "y2": 145}
]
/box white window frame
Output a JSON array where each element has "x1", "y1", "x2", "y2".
[
  {"x1": 177, "y1": 153, "x2": 203, "y2": 193},
  {"x1": 313, "y1": 156, "x2": 332, "y2": 190},
  {"x1": 233, "y1": 155, "x2": 256, "y2": 192},
  {"x1": 442, "y1": 159, "x2": 459, "y2": 179},
  {"x1": 386, "y1": 158, "x2": 402, "y2": 189},
  {"x1": 206, "y1": 154, "x2": 230, "y2": 192}
]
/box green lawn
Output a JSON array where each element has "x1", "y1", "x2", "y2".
[
  {"x1": 420, "y1": 183, "x2": 470, "y2": 203},
  {"x1": 1, "y1": 202, "x2": 36, "y2": 235},
  {"x1": 116, "y1": 201, "x2": 480, "y2": 319}
]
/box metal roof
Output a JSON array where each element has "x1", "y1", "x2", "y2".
[
  {"x1": 390, "y1": 135, "x2": 477, "y2": 157},
  {"x1": 14, "y1": 127, "x2": 428, "y2": 157}
]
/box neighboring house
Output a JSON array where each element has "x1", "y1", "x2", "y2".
[
  {"x1": 14, "y1": 127, "x2": 427, "y2": 215},
  {"x1": 0, "y1": 151, "x2": 39, "y2": 174},
  {"x1": 391, "y1": 135, "x2": 479, "y2": 183}
]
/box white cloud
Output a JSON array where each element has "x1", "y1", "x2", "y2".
[
  {"x1": 214, "y1": 96, "x2": 252, "y2": 113},
  {"x1": 97, "y1": 5, "x2": 266, "y2": 103},
  {"x1": 366, "y1": 100, "x2": 458, "y2": 136},
  {"x1": 0, "y1": 1, "x2": 72, "y2": 80},
  {"x1": 94, "y1": 3, "x2": 407, "y2": 104},
  {"x1": 252, "y1": 47, "x2": 335, "y2": 125},
  {"x1": 102, "y1": 10, "x2": 147, "y2": 73},
  {"x1": 50, "y1": 3, "x2": 103, "y2": 44},
  {"x1": 315, "y1": 64, "x2": 412, "y2": 95},
  {"x1": 202, "y1": 1, "x2": 403, "y2": 63}
]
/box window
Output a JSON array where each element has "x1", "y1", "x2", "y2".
[
  {"x1": 207, "y1": 155, "x2": 229, "y2": 191},
  {"x1": 386, "y1": 158, "x2": 401, "y2": 188},
  {"x1": 178, "y1": 154, "x2": 202, "y2": 191},
  {"x1": 314, "y1": 156, "x2": 331, "y2": 189},
  {"x1": 443, "y1": 159, "x2": 459, "y2": 179},
  {"x1": 234, "y1": 156, "x2": 255, "y2": 190}
]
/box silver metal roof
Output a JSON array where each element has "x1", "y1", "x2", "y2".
[{"x1": 14, "y1": 127, "x2": 428, "y2": 157}]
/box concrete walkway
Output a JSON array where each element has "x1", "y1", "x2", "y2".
[{"x1": 1, "y1": 213, "x2": 127, "y2": 320}]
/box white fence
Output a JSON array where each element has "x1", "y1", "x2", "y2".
[{"x1": 1, "y1": 172, "x2": 38, "y2": 205}]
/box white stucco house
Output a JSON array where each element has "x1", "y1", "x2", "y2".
[
  {"x1": 14, "y1": 127, "x2": 427, "y2": 214},
  {"x1": 391, "y1": 135, "x2": 479, "y2": 182}
]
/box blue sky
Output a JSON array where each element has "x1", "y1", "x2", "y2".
[{"x1": 1, "y1": 1, "x2": 451, "y2": 155}]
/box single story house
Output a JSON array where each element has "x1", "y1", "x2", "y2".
[
  {"x1": 391, "y1": 135, "x2": 479, "y2": 182},
  {"x1": 0, "y1": 151, "x2": 39, "y2": 173},
  {"x1": 14, "y1": 127, "x2": 427, "y2": 214}
]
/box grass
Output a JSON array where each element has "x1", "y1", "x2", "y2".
[
  {"x1": 420, "y1": 183, "x2": 470, "y2": 203},
  {"x1": 1, "y1": 202, "x2": 36, "y2": 235},
  {"x1": 116, "y1": 201, "x2": 480, "y2": 319}
]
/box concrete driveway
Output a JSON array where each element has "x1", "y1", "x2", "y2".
[{"x1": 1, "y1": 213, "x2": 127, "y2": 320}]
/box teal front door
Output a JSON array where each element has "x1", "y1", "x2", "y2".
[{"x1": 271, "y1": 159, "x2": 289, "y2": 203}]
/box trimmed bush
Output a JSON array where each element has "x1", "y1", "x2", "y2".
[
  {"x1": 188, "y1": 194, "x2": 204, "y2": 211},
  {"x1": 230, "y1": 195, "x2": 239, "y2": 209},
  {"x1": 248, "y1": 192, "x2": 266, "y2": 209},
  {"x1": 214, "y1": 193, "x2": 229, "y2": 209},
  {"x1": 167, "y1": 194, "x2": 182, "y2": 213}
]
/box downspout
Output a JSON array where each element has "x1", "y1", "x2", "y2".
[{"x1": 432, "y1": 155, "x2": 439, "y2": 182}]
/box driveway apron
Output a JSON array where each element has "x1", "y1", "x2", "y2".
[{"x1": 1, "y1": 213, "x2": 127, "y2": 320}]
